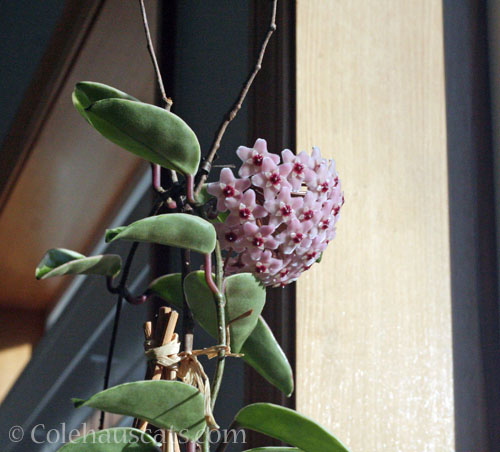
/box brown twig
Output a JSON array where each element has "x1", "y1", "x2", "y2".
[
  {"x1": 194, "y1": 0, "x2": 278, "y2": 197},
  {"x1": 139, "y1": 0, "x2": 172, "y2": 110},
  {"x1": 139, "y1": 0, "x2": 178, "y2": 186}
]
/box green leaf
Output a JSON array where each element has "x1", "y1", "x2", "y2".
[
  {"x1": 240, "y1": 317, "x2": 294, "y2": 397},
  {"x1": 58, "y1": 427, "x2": 160, "y2": 451},
  {"x1": 73, "y1": 81, "x2": 138, "y2": 121},
  {"x1": 242, "y1": 449, "x2": 302, "y2": 452},
  {"x1": 73, "y1": 381, "x2": 206, "y2": 441},
  {"x1": 106, "y1": 214, "x2": 216, "y2": 254},
  {"x1": 35, "y1": 248, "x2": 121, "y2": 280},
  {"x1": 225, "y1": 273, "x2": 266, "y2": 352},
  {"x1": 183, "y1": 271, "x2": 265, "y2": 353},
  {"x1": 182, "y1": 271, "x2": 217, "y2": 336},
  {"x1": 84, "y1": 98, "x2": 200, "y2": 174},
  {"x1": 148, "y1": 273, "x2": 183, "y2": 310},
  {"x1": 235, "y1": 404, "x2": 350, "y2": 452},
  {"x1": 182, "y1": 272, "x2": 292, "y2": 392},
  {"x1": 152, "y1": 271, "x2": 292, "y2": 394}
]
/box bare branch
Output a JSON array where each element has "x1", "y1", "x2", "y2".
[
  {"x1": 139, "y1": 0, "x2": 172, "y2": 110},
  {"x1": 194, "y1": 0, "x2": 278, "y2": 196},
  {"x1": 139, "y1": 1, "x2": 177, "y2": 186}
]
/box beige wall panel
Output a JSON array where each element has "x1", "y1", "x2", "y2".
[
  {"x1": 0, "y1": 309, "x2": 44, "y2": 402},
  {"x1": 296, "y1": 1, "x2": 454, "y2": 451}
]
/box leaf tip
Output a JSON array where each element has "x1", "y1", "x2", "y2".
[
  {"x1": 105, "y1": 227, "x2": 124, "y2": 243},
  {"x1": 72, "y1": 398, "x2": 86, "y2": 408}
]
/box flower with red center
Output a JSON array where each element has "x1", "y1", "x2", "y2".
[
  {"x1": 225, "y1": 189, "x2": 267, "y2": 227},
  {"x1": 293, "y1": 162, "x2": 304, "y2": 175},
  {"x1": 264, "y1": 187, "x2": 303, "y2": 227},
  {"x1": 222, "y1": 185, "x2": 236, "y2": 197},
  {"x1": 237, "y1": 223, "x2": 278, "y2": 260},
  {"x1": 302, "y1": 210, "x2": 314, "y2": 220},
  {"x1": 207, "y1": 168, "x2": 251, "y2": 211},
  {"x1": 242, "y1": 250, "x2": 283, "y2": 276},
  {"x1": 225, "y1": 231, "x2": 238, "y2": 243},
  {"x1": 215, "y1": 224, "x2": 246, "y2": 252},
  {"x1": 319, "y1": 181, "x2": 329, "y2": 193},
  {"x1": 236, "y1": 138, "x2": 280, "y2": 177},
  {"x1": 281, "y1": 149, "x2": 316, "y2": 191},
  {"x1": 251, "y1": 158, "x2": 292, "y2": 200},
  {"x1": 277, "y1": 218, "x2": 312, "y2": 255},
  {"x1": 296, "y1": 190, "x2": 321, "y2": 224},
  {"x1": 269, "y1": 172, "x2": 281, "y2": 186},
  {"x1": 255, "y1": 262, "x2": 267, "y2": 273},
  {"x1": 239, "y1": 205, "x2": 252, "y2": 220},
  {"x1": 253, "y1": 153, "x2": 264, "y2": 166}
]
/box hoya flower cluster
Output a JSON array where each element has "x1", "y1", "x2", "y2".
[{"x1": 207, "y1": 139, "x2": 343, "y2": 286}]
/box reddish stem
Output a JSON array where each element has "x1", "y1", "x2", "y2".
[
  {"x1": 204, "y1": 253, "x2": 220, "y2": 296},
  {"x1": 186, "y1": 174, "x2": 196, "y2": 204},
  {"x1": 152, "y1": 164, "x2": 163, "y2": 192}
]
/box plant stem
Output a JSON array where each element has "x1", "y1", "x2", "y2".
[
  {"x1": 201, "y1": 428, "x2": 210, "y2": 452},
  {"x1": 139, "y1": 0, "x2": 171, "y2": 110},
  {"x1": 100, "y1": 199, "x2": 163, "y2": 430},
  {"x1": 99, "y1": 239, "x2": 139, "y2": 430},
  {"x1": 210, "y1": 242, "x2": 227, "y2": 408},
  {"x1": 214, "y1": 421, "x2": 237, "y2": 452},
  {"x1": 181, "y1": 248, "x2": 195, "y2": 349},
  {"x1": 194, "y1": 0, "x2": 278, "y2": 197},
  {"x1": 139, "y1": 0, "x2": 178, "y2": 187}
]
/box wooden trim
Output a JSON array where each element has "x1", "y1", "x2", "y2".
[
  {"x1": 244, "y1": 0, "x2": 296, "y2": 448},
  {"x1": 0, "y1": 0, "x2": 104, "y2": 215},
  {"x1": 444, "y1": 0, "x2": 500, "y2": 448}
]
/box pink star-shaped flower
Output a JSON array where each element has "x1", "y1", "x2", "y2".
[
  {"x1": 225, "y1": 189, "x2": 268, "y2": 227},
  {"x1": 251, "y1": 158, "x2": 293, "y2": 200},
  {"x1": 277, "y1": 218, "x2": 313, "y2": 255},
  {"x1": 263, "y1": 187, "x2": 303, "y2": 227},
  {"x1": 215, "y1": 224, "x2": 246, "y2": 252},
  {"x1": 281, "y1": 149, "x2": 316, "y2": 191},
  {"x1": 236, "y1": 138, "x2": 280, "y2": 177},
  {"x1": 236, "y1": 222, "x2": 278, "y2": 260},
  {"x1": 309, "y1": 146, "x2": 328, "y2": 171},
  {"x1": 296, "y1": 191, "x2": 322, "y2": 224},
  {"x1": 206, "y1": 168, "x2": 251, "y2": 211},
  {"x1": 242, "y1": 250, "x2": 283, "y2": 276},
  {"x1": 307, "y1": 162, "x2": 333, "y2": 199}
]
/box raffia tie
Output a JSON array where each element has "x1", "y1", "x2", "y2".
[
  {"x1": 145, "y1": 338, "x2": 181, "y2": 368},
  {"x1": 145, "y1": 338, "x2": 242, "y2": 431}
]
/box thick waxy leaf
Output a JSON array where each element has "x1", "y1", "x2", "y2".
[
  {"x1": 224, "y1": 273, "x2": 266, "y2": 351},
  {"x1": 241, "y1": 317, "x2": 294, "y2": 397},
  {"x1": 84, "y1": 98, "x2": 200, "y2": 174},
  {"x1": 151, "y1": 271, "x2": 292, "y2": 393},
  {"x1": 183, "y1": 271, "x2": 265, "y2": 353},
  {"x1": 73, "y1": 381, "x2": 206, "y2": 441},
  {"x1": 242, "y1": 449, "x2": 302, "y2": 452},
  {"x1": 58, "y1": 428, "x2": 160, "y2": 451},
  {"x1": 148, "y1": 273, "x2": 183, "y2": 310},
  {"x1": 235, "y1": 404, "x2": 350, "y2": 452},
  {"x1": 182, "y1": 271, "x2": 217, "y2": 336},
  {"x1": 106, "y1": 214, "x2": 216, "y2": 254},
  {"x1": 36, "y1": 248, "x2": 121, "y2": 280},
  {"x1": 73, "y1": 81, "x2": 138, "y2": 122}
]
